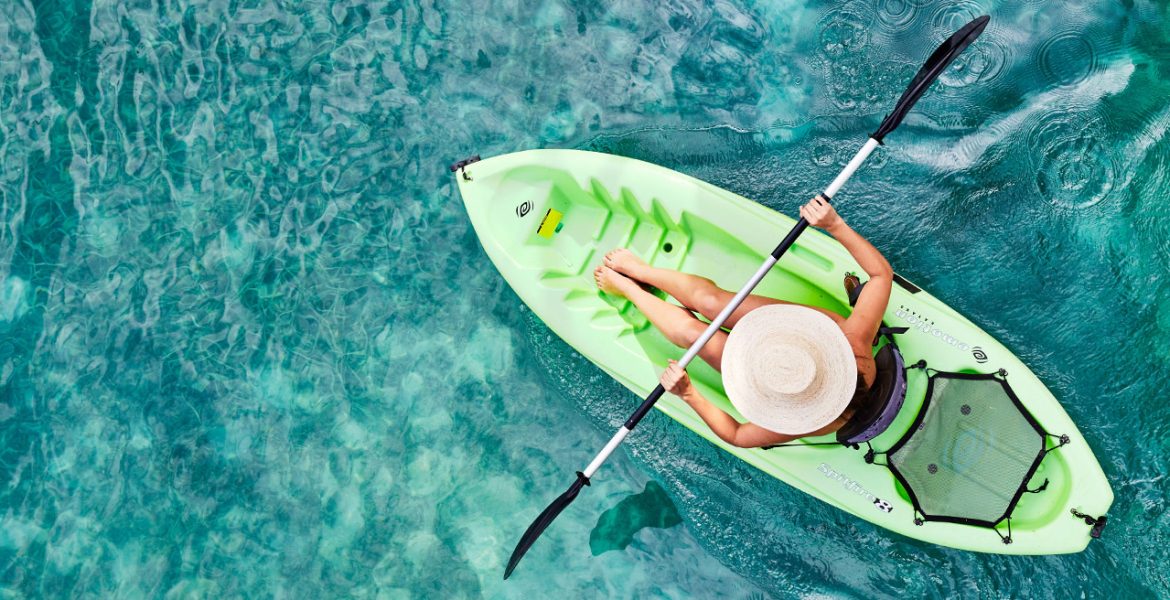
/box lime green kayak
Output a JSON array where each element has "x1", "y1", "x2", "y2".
[{"x1": 454, "y1": 149, "x2": 1113, "y2": 554}]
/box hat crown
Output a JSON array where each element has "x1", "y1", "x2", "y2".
[
  {"x1": 721, "y1": 304, "x2": 858, "y2": 435},
  {"x1": 761, "y1": 342, "x2": 816, "y2": 396}
]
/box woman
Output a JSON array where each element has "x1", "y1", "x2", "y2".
[{"x1": 592, "y1": 195, "x2": 893, "y2": 448}]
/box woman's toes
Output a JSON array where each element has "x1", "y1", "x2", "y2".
[
  {"x1": 605, "y1": 248, "x2": 648, "y2": 277},
  {"x1": 595, "y1": 266, "x2": 632, "y2": 297}
]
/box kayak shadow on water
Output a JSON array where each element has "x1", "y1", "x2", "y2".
[{"x1": 589, "y1": 481, "x2": 683, "y2": 556}]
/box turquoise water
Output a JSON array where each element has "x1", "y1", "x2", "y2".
[{"x1": 1, "y1": 0, "x2": 1168, "y2": 597}]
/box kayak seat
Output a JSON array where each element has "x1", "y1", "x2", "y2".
[
  {"x1": 835, "y1": 275, "x2": 909, "y2": 445},
  {"x1": 836, "y1": 342, "x2": 907, "y2": 445}
]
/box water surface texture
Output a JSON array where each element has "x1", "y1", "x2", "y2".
[{"x1": 1, "y1": 0, "x2": 1168, "y2": 597}]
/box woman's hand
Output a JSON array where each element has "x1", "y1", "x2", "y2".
[
  {"x1": 799, "y1": 195, "x2": 843, "y2": 231},
  {"x1": 660, "y1": 360, "x2": 694, "y2": 398}
]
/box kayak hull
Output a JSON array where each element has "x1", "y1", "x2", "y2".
[{"x1": 455, "y1": 149, "x2": 1113, "y2": 554}]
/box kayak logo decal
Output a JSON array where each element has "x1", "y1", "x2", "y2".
[
  {"x1": 894, "y1": 305, "x2": 973, "y2": 352},
  {"x1": 972, "y1": 346, "x2": 989, "y2": 363},
  {"x1": 516, "y1": 201, "x2": 533, "y2": 218},
  {"x1": 818, "y1": 463, "x2": 892, "y2": 514}
]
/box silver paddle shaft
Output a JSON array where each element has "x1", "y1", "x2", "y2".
[{"x1": 582, "y1": 137, "x2": 881, "y2": 479}]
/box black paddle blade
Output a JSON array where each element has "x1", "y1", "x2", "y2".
[
  {"x1": 872, "y1": 15, "x2": 990, "y2": 143},
  {"x1": 503, "y1": 471, "x2": 591, "y2": 579}
]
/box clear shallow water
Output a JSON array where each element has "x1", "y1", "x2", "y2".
[{"x1": 0, "y1": 0, "x2": 1167, "y2": 597}]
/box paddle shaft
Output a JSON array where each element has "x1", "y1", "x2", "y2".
[{"x1": 582, "y1": 137, "x2": 881, "y2": 478}]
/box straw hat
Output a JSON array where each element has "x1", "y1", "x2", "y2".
[{"x1": 722, "y1": 304, "x2": 857, "y2": 435}]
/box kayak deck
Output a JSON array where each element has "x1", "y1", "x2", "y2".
[{"x1": 456, "y1": 149, "x2": 1112, "y2": 554}]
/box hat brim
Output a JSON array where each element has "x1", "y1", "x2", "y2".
[{"x1": 721, "y1": 304, "x2": 857, "y2": 435}]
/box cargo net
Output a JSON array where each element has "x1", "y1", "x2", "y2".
[{"x1": 883, "y1": 370, "x2": 1065, "y2": 539}]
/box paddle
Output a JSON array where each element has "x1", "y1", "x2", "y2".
[{"x1": 504, "y1": 15, "x2": 991, "y2": 580}]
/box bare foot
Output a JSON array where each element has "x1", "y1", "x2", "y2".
[
  {"x1": 594, "y1": 266, "x2": 639, "y2": 298},
  {"x1": 604, "y1": 248, "x2": 649, "y2": 280}
]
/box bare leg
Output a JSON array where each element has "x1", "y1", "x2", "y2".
[
  {"x1": 595, "y1": 266, "x2": 727, "y2": 371},
  {"x1": 604, "y1": 248, "x2": 844, "y2": 328}
]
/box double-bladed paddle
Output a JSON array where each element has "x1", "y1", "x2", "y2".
[{"x1": 505, "y1": 15, "x2": 991, "y2": 580}]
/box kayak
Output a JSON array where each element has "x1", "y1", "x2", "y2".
[{"x1": 454, "y1": 148, "x2": 1113, "y2": 554}]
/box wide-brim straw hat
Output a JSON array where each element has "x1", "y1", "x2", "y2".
[{"x1": 722, "y1": 304, "x2": 857, "y2": 435}]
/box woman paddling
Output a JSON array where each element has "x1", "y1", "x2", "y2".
[{"x1": 593, "y1": 195, "x2": 893, "y2": 448}]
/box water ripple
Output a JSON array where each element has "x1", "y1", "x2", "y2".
[
  {"x1": 1028, "y1": 112, "x2": 1117, "y2": 210},
  {"x1": 818, "y1": 5, "x2": 873, "y2": 59},
  {"x1": 928, "y1": 0, "x2": 986, "y2": 34},
  {"x1": 671, "y1": 3, "x2": 769, "y2": 112},
  {"x1": 873, "y1": 0, "x2": 923, "y2": 31},
  {"x1": 1038, "y1": 30, "x2": 1101, "y2": 88}
]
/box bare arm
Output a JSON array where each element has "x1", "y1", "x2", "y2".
[
  {"x1": 800, "y1": 195, "x2": 892, "y2": 280},
  {"x1": 801, "y1": 196, "x2": 893, "y2": 344},
  {"x1": 660, "y1": 361, "x2": 797, "y2": 448}
]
